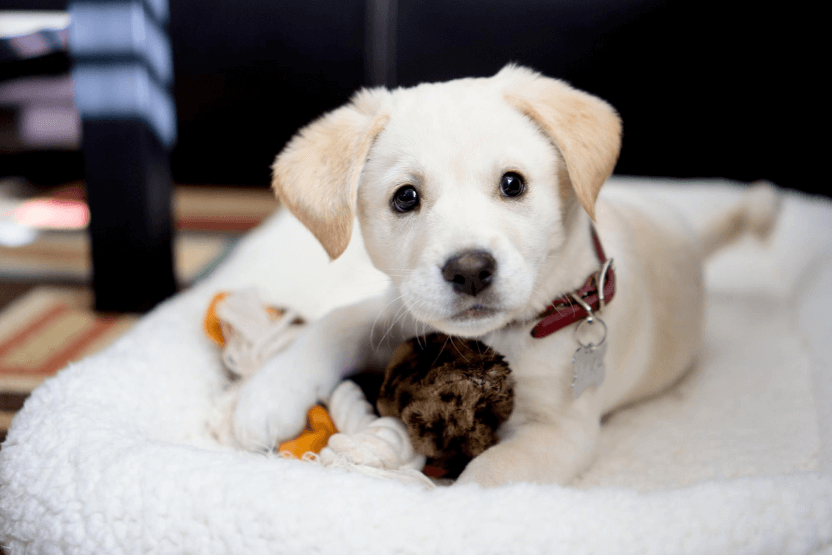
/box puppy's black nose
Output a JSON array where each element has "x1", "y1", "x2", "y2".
[{"x1": 442, "y1": 250, "x2": 496, "y2": 297}]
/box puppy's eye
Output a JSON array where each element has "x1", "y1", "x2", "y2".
[
  {"x1": 391, "y1": 185, "x2": 420, "y2": 213},
  {"x1": 500, "y1": 172, "x2": 525, "y2": 198}
]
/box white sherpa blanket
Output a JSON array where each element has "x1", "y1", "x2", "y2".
[{"x1": 1, "y1": 178, "x2": 831, "y2": 554}]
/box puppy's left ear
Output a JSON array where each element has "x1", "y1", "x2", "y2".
[
  {"x1": 272, "y1": 88, "x2": 391, "y2": 259},
  {"x1": 497, "y1": 65, "x2": 621, "y2": 220}
]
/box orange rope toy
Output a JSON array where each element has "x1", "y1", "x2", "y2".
[{"x1": 204, "y1": 292, "x2": 337, "y2": 457}]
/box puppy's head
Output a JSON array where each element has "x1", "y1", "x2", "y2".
[{"x1": 273, "y1": 65, "x2": 621, "y2": 337}]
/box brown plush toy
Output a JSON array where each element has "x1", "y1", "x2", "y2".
[{"x1": 377, "y1": 333, "x2": 514, "y2": 478}]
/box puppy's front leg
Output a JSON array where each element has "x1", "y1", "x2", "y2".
[
  {"x1": 233, "y1": 289, "x2": 404, "y2": 451},
  {"x1": 456, "y1": 414, "x2": 601, "y2": 487}
]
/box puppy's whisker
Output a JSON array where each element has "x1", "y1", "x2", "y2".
[
  {"x1": 377, "y1": 301, "x2": 408, "y2": 343},
  {"x1": 376, "y1": 298, "x2": 415, "y2": 348},
  {"x1": 430, "y1": 333, "x2": 453, "y2": 366},
  {"x1": 370, "y1": 292, "x2": 407, "y2": 350},
  {"x1": 448, "y1": 335, "x2": 473, "y2": 363},
  {"x1": 409, "y1": 299, "x2": 429, "y2": 350},
  {"x1": 342, "y1": 288, "x2": 396, "y2": 304},
  {"x1": 373, "y1": 295, "x2": 404, "y2": 336},
  {"x1": 439, "y1": 333, "x2": 452, "y2": 355}
]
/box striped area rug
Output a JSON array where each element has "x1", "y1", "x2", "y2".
[
  {"x1": 0, "y1": 286, "x2": 137, "y2": 441},
  {"x1": 0, "y1": 183, "x2": 278, "y2": 284},
  {"x1": 0, "y1": 230, "x2": 237, "y2": 284},
  {"x1": 0, "y1": 184, "x2": 279, "y2": 443}
]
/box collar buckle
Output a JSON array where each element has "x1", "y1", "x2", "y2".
[
  {"x1": 568, "y1": 257, "x2": 613, "y2": 323},
  {"x1": 530, "y1": 227, "x2": 616, "y2": 339},
  {"x1": 595, "y1": 257, "x2": 614, "y2": 313}
]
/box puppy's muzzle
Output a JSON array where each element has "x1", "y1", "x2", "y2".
[{"x1": 442, "y1": 250, "x2": 496, "y2": 297}]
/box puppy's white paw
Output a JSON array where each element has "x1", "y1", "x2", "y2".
[
  {"x1": 455, "y1": 449, "x2": 515, "y2": 488},
  {"x1": 232, "y1": 357, "x2": 316, "y2": 452}
]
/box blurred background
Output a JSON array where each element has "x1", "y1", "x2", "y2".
[
  {"x1": 1, "y1": 0, "x2": 824, "y2": 191},
  {"x1": 0, "y1": 0, "x2": 824, "y2": 439}
]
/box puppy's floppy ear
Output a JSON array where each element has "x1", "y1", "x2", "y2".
[
  {"x1": 497, "y1": 65, "x2": 621, "y2": 220},
  {"x1": 271, "y1": 88, "x2": 391, "y2": 259}
]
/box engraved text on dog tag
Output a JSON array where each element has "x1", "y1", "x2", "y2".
[{"x1": 572, "y1": 341, "x2": 607, "y2": 398}]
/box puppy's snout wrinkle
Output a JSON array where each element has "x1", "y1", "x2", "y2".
[{"x1": 442, "y1": 250, "x2": 496, "y2": 297}]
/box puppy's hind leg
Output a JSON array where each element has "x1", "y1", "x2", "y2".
[{"x1": 698, "y1": 181, "x2": 782, "y2": 259}]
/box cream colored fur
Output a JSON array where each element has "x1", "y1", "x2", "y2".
[{"x1": 233, "y1": 65, "x2": 779, "y2": 487}]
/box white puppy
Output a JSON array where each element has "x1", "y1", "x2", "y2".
[{"x1": 233, "y1": 65, "x2": 778, "y2": 486}]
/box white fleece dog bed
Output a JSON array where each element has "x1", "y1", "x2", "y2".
[{"x1": 1, "y1": 178, "x2": 831, "y2": 554}]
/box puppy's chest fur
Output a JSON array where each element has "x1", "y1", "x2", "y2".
[{"x1": 483, "y1": 324, "x2": 579, "y2": 421}]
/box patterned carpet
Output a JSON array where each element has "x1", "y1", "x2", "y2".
[
  {"x1": 0, "y1": 286, "x2": 137, "y2": 440},
  {"x1": 0, "y1": 184, "x2": 278, "y2": 443},
  {"x1": 0, "y1": 183, "x2": 276, "y2": 283}
]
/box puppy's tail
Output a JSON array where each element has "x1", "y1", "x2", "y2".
[{"x1": 698, "y1": 181, "x2": 782, "y2": 259}]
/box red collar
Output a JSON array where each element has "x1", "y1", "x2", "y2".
[{"x1": 530, "y1": 228, "x2": 615, "y2": 339}]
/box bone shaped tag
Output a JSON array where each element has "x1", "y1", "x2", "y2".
[{"x1": 572, "y1": 341, "x2": 607, "y2": 398}]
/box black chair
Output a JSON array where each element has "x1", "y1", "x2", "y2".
[
  {"x1": 1, "y1": 0, "x2": 177, "y2": 312},
  {"x1": 68, "y1": 0, "x2": 177, "y2": 312}
]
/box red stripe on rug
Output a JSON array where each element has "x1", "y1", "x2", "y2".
[
  {"x1": 177, "y1": 216, "x2": 264, "y2": 232},
  {"x1": 37, "y1": 318, "x2": 118, "y2": 375},
  {"x1": 0, "y1": 303, "x2": 69, "y2": 360}
]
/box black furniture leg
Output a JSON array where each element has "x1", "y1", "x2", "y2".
[
  {"x1": 68, "y1": 0, "x2": 178, "y2": 312},
  {"x1": 81, "y1": 119, "x2": 176, "y2": 312}
]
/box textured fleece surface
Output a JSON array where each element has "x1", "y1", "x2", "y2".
[{"x1": 1, "y1": 178, "x2": 830, "y2": 554}]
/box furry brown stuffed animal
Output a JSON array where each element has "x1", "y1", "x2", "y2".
[{"x1": 377, "y1": 333, "x2": 514, "y2": 478}]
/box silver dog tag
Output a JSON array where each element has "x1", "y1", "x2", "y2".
[{"x1": 572, "y1": 341, "x2": 607, "y2": 399}]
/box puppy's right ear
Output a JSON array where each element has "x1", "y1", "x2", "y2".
[
  {"x1": 496, "y1": 65, "x2": 621, "y2": 221},
  {"x1": 272, "y1": 88, "x2": 391, "y2": 260}
]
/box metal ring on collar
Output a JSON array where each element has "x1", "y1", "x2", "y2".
[
  {"x1": 575, "y1": 317, "x2": 607, "y2": 349},
  {"x1": 568, "y1": 292, "x2": 595, "y2": 323},
  {"x1": 596, "y1": 258, "x2": 614, "y2": 312}
]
